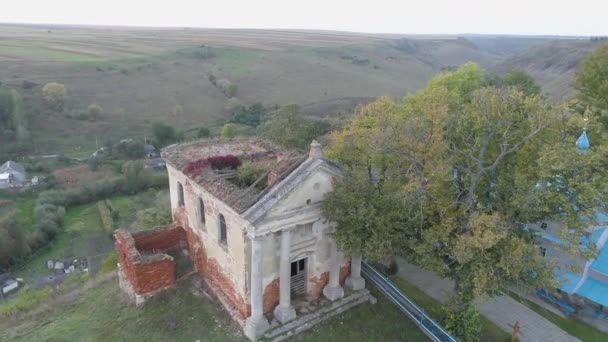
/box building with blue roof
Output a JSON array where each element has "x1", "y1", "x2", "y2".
[{"x1": 535, "y1": 129, "x2": 608, "y2": 317}]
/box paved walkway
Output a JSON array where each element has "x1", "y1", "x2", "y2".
[{"x1": 396, "y1": 258, "x2": 581, "y2": 342}]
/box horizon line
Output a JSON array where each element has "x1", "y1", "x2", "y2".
[{"x1": 0, "y1": 21, "x2": 604, "y2": 38}]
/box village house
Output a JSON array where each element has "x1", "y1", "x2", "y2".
[
  {"x1": 0, "y1": 161, "x2": 26, "y2": 189},
  {"x1": 143, "y1": 144, "x2": 159, "y2": 159},
  {"x1": 114, "y1": 139, "x2": 373, "y2": 340}
]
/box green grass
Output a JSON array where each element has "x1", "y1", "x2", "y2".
[
  {"x1": 295, "y1": 287, "x2": 428, "y2": 341},
  {"x1": 13, "y1": 202, "x2": 112, "y2": 281},
  {"x1": 0, "y1": 193, "x2": 36, "y2": 232},
  {"x1": 0, "y1": 277, "x2": 428, "y2": 342},
  {"x1": 507, "y1": 292, "x2": 608, "y2": 341},
  {"x1": 215, "y1": 47, "x2": 262, "y2": 75},
  {"x1": 14, "y1": 197, "x2": 36, "y2": 231},
  {"x1": 390, "y1": 277, "x2": 512, "y2": 342}
]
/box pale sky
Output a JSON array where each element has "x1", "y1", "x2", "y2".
[{"x1": 1, "y1": 0, "x2": 606, "y2": 36}]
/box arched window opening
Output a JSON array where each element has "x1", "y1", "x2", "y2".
[
  {"x1": 219, "y1": 214, "x2": 227, "y2": 244},
  {"x1": 177, "y1": 182, "x2": 184, "y2": 207},
  {"x1": 199, "y1": 198, "x2": 206, "y2": 224}
]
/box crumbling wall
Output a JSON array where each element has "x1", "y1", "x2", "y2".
[
  {"x1": 115, "y1": 228, "x2": 182, "y2": 299},
  {"x1": 132, "y1": 225, "x2": 187, "y2": 252}
]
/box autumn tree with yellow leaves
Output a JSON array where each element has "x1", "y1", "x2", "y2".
[{"x1": 322, "y1": 63, "x2": 608, "y2": 302}]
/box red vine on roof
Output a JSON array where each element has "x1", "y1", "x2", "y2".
[{"x1": 183, "y1": 155, "x2": 242, "y2": 177}]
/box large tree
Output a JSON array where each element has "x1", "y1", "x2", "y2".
[
  {"x1": 323, "y1": 63, "x2": 608, "y2": 301},
  {"x1": 575, "y1": 45, "x2": 608, "y2": 128}
]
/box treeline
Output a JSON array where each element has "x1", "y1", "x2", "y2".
[{"x1": 0, "y1": 161, "x2": 167, "y2": 270}]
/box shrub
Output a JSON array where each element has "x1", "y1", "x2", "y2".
[
  {"x1": 221, "y1": 123, "x2": 238, "y2": 139},
  {"x1": 88, "y1": 156, "x2": 100, "y2": 171},
  {"x1": 114, "y1": 140, "x2": 144, "y2": 160},
  {"x1": 152, "y1": 122, "x2": 178, "y2": 147},
  {"x1": 101, "y1": 252, "x2": 118, "y2": 273},
  {"x1": 224, "y1": 97, "x2": 241, "y2": 113},
  {"x1": 238, "y1": 162, "x2": 266, "y2": 188},
  {"x1": 87, "y1": 104, "x2": 103, "y2": 120},
  {"x1": 216, "y1": 79, "x2": 237, "y2": 97},
  {"x1": 97, "y1": 200, "x2": 115, "y2": 232},
  {"x1": 231, "y1": 102, "x2": 266, "y2": 127},
  {"x1": 133, "y1": 207, "x2": 172, "y2": 228},
  {"x1": 442, "y1": 304, "x2": 482, "y2": 342},
  {"x1": 41, "y1": 82, "x2": 66, "y2": 111},
  {"x1": 198, "y1": 127, "x2": 211, "y2": 138}
]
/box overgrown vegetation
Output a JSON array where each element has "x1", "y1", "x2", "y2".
[
  {"x1": 97, "y1": 199, "x2": 118, "y2": 232},
  {"x1": 100, "y1": 252, "x2": 117, "y2": 273},
  {"x1": 323, "y1": 63, "x2": 608, "y2": 303},
  {"x1": 2, "y1": 161, "x2": 166, "y2": 271},
  {"x1": 231, "y1": 102, "x2": 266, "y2": 127},
  {"x1": 41, "y1": 82, "x2": 66, "y2": 112},
  {"x1": 260, "y1": 104, "x2": 331, "y2": 149},
  {"x1": 575, "y1": 44, "x2": 608, "y2": 128}
]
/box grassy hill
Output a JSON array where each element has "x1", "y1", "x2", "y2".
[
  {"x1": 0, "y1": 25, "x2": 501, "y2": 155},
  {"x1": 0, "y1": 24, "x2": 600, "y2": 156},
  {"x1": 494, "y1": 39, "x2": 606, "y2": 99}
]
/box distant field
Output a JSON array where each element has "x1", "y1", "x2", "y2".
[{"x1": 0, "y1": 24, "x2": 598, "y2": 155}]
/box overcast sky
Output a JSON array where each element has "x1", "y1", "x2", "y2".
[{"x1": 1, "y1": 0, "x2": 606, "y2": 36}]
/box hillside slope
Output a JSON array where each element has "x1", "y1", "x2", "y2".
[
  {"x1": 494, "y1": 40, "x2": 606, "y2": 99},
  {"x1": 0, "y1": 26, "x2": 505, "y2": 154},
  {"x1": 0, "y1": 25, "x2": 597, "y2": 155}
]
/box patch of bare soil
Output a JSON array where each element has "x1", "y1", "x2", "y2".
[{"x1": 53, "y1": 164, "x2": 113, "y2": 188}]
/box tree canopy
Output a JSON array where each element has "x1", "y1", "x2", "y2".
[
  {"x1": 323, "y1": 63, "x2": 608, "y2": 301},
  {"x1": 575, "y1": 44, "x2": 608, "y2": 128},
  {"x1": 260, "y1": 104, "x2": 331, "y2": 149},
  {"x1": 42, "y1": 82, "x2": 67, "y2": 111}
]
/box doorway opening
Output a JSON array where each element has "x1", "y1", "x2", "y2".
[{"x1": 290, "y1": 258, "x2": 307, "y2": 297}]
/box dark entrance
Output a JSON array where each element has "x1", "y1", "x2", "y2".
[{"x1": 290, "y1": 258, "x2": 307, "y2": 296}]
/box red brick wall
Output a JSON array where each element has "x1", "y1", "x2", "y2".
[
  {"x1": 182, "y1": 224, "x2": 251, "y2": 319},
  {"x1": 115, "y1": 230, "x2": 139, "y2": 290},
  {"x1": 263, "y1": 278, "x2": 280, "y2": 314},
  {"x1": 115, "y1": 229, "x2": 178, "y2": 296},
  {"x1": 132, "y1": 256, "x2": 176, "y2": 294},
  {"x1": 308, "y1": 272, "x2": 329, "y2": 299},
  {"x1": 307, "y1": 261, "x2": 351, "y2": 300},
  {"x1": 206, "y1": 258, "x2": 250, "y2": 319},
  {"x1": 339, "y1": 263, "x2": 351, "y2": 286},
  {"x1": 133, "y1": 225, "x2": 186, "y2": 252},
  {"x1": 186, "y1": 227, "x2": 208, "y2": 274}
]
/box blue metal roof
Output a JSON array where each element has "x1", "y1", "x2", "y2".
[
  {"x1": 576, "y1": 131, "x2": 590, "y2": 153},
  {"x1": 596, "y1": 212, "x2": 608, "y2": 223},
  {"x1": 590, "y1": 242, "x2": 608, "y2": 275},
  {"x1": 576, "y1": 277, "x2": 608, "y2": 306},
  {"x1": 555, "y1": 269, "x2": 582, "y2": 294},
  {"x1": 580, "y1": 228, "x2": 605, "y2": 251}
]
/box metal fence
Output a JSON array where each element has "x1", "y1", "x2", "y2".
[{"x1": 361, "y1": 261, "x2": 457, "y2": 342}]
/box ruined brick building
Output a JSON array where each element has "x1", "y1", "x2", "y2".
[{"x1": 115, "y1": 139, "x2": 373, "y2": 340}]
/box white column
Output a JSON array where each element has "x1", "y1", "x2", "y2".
[
  {"x1": 345, "y1": 255, "x2": 366, "y2": 290},
  {"x1": 323, "y1": 239, "x2": 344, "y2": 301},
  {"x1": 244, "y1": 235, "x2": 269, "y2": 340},
  {"x1": 273, "y1": 229, "x2": 296, "y2": 323}
]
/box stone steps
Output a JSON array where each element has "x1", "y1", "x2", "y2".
[{"x1": 264, "y1": 289, "x2": 375, "y2": 341}]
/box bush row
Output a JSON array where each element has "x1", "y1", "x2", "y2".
[
  {"x1": 6, "y1": 163, "x2": 168, "y2": 271},
  {"x1": 97, "y1": 200, "x2": 117, "y2": 232}
]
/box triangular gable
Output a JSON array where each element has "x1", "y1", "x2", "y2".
[{"x1": 242, "y1": 157, "x2": 341, "y2": 224}]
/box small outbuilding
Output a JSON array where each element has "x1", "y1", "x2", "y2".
[{"x1": 0, "y1": 161, "x2": 26, "y2": 189}]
